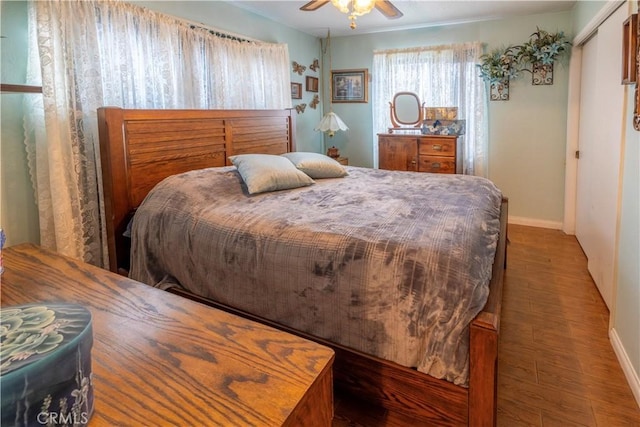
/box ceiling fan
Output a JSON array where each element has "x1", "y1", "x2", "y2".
[{"x1": 300, "y1": 0, "x2": 403, "y2": 29}]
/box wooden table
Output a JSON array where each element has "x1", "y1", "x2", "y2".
[{"x1": 1, "y1": 244, "x2": 335, "y2": 426}]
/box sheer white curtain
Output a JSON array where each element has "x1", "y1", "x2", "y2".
[
  {"x1": 372, "y1": 42, "x2": 488, "y2": 176},
  {"x1": 24, "y1": 0, "x2": 291, "y2": 267}
]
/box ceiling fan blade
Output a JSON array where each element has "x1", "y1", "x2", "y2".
[
  {"x1": 375, "y1": 0, "x2": 403, "y2": 19},
  {"x1": 300, "y1": 0, "x2": 331, "y2": 11}
]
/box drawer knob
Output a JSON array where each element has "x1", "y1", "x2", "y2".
[
  {"x1": 432, "y1": 144, "x2": 442, "y2": 151},
  {"x1": 432, "y1": 162, "x2": 441, "y2": 168}
]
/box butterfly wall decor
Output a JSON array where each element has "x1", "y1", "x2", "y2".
[
  {"x1": 295, "y1": 103, "x2": 307, "y2": 114},
  {"x1": 310, "y1": 95, "x2": 320, "y2": 109},
  {"x1": 309, "y1": 59, "x2": 319, "y2": 72},
  {"x1": 292, "y1": 61, "x2": 306, "y2": 75}
]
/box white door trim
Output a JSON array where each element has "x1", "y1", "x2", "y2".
[{"x1": 563, "y1": 0, "x2": 625, "y2": 235}]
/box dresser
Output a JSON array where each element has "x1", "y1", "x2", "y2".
[
  {"x1": 1, "y1": 244, "x2": 335, "y2": 426},
  {"x1": 378, "y1": 133, "x2": 460, "y2": 174}
]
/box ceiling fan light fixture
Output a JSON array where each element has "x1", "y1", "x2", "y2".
[
  {"x1": 330, "y1": 0, "x2": 376, "y2": 29},
  {"x1": 330, "y1": 0, "x2": 350, "y2": 14},
  {"x1": 351, "y1": 0, "x2": 376, "y2": 16}
]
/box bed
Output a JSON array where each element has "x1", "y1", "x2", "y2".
[{"x1": 98, "y1": 107, "x2": 508, "y2": 426}]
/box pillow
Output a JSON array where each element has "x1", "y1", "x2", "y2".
[
  {"x1": 281, "y1": 152, "x2": 348, "y2": 179},
  {"x1": 228, "y1": 154, "x2": 315, "y2": 194}
]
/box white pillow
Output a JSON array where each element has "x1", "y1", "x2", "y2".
[
  {"x1": 228, "y1": 154, "x2": 315, "y2": 194},
  {"x1": 282, "y1": 152, "x2": 348, "y2": 179}
]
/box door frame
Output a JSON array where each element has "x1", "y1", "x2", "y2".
[{"x1": 563, "y1": 0, "x2": 625, "y2": 235}]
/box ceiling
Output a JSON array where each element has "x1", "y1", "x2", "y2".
[{"x1": 229, "y1": 1, "x2": 576, "y2": 38}]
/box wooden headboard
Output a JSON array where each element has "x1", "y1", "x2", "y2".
[{"x1": 97, "y1": 107, "x2": 296, "y2": 273}]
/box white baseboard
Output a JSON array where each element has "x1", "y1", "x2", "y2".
[
  {"x1": 508, "y1": 216, "x2": 563, "y2": 230},
  {"x1": 610, "y1": 327, "x2": 640, "y2": 408}
]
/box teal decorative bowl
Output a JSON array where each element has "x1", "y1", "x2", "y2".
[{"x1": 1, "y1": 303, "x2": 94, "y2": 426}]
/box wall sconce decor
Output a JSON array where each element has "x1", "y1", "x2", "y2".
[
  {"x1": 477, "y1": 47, "x2": 519, "y2": 101},
  {"x1": 490, "y1": 79, "x2": 510, "y2": 101},
  {"x1": 517, "y1": 28, "x2": 570, "y2": 86},
  {"x1": 532, "y1": 62, "x2": 553, "y2": 85},
  {"x1": 478, "y1": 27, "x2": 571, "y2": 99}
]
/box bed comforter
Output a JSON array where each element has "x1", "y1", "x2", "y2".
[{"x1": 129, "y1": 166, "x2": 502, "y2": 386}]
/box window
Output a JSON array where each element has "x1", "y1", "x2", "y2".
[{"x1": 373, "y1": 43, "x2": 488, "y2": 176}]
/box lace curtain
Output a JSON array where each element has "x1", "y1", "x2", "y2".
[
  {"x1": 372, "y1": 42, "x2": 488, "y2": 176},
  {"x1": 24, "y1": 0, "x2": 291, "y2": 267}
]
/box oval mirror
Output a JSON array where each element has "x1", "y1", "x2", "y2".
[
  {"x1": 388, "y1": 92, "x2": 424, "y2": 132},
  {"x1": 394, "y1": 92, "x2": 421, "y2": 124}
]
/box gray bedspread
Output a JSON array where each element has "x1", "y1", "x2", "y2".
[{"x1": 129, "y1": 166, "x2": 502, "y2": 386}]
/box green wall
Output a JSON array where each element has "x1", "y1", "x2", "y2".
[
  {"x1": 614, "y1": 0, "x2": 640, "y2": 400},
  {"x1": 327, "y1": 11, "x2": 573, "y2": 225},
  {"x1": 615, "y1": 80, "x2": 640, "y2": 396},
  {"x1": 0, "y1": 0, "x2": 40, "y2": 247}
]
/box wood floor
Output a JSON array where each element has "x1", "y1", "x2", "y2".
[{"x1": 332, "y1": 224, "x2": 640, "y2": 426}]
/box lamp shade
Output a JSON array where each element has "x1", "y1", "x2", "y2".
[{"x1": 314, "y1": 111, "x2": 349, "y2": 137}]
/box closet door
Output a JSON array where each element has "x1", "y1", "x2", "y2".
[{"x1": 575, "y1": 4, "x2": 626, "y2": 310}]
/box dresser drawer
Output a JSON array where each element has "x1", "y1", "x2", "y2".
[
  {"x1": 419, "y1": 137, "x2": 456, "y2": 157},
  {"x1": 418, "y1": 156, "x2": 456, "y2": 174}
]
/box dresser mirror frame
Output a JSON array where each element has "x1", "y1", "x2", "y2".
[{"x1": 388, "y1": 91, "x2": 425, "y2": 133}]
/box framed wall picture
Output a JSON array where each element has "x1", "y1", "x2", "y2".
[
  {"x1": 306, "y1": 76, "x2": 319, "y2": 92},
  {"x1": 331, "y1": 69, "x2": 368, "y2": 103},
  {"x1": 291, "y1": 82, "x2": 302, "y2": 99},
  {"x1": 622, "y1": 13, "x2": 637, "y2": 84}
]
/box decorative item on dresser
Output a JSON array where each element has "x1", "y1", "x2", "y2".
[
  {"x1": 378, "y1": 133, "x2": 460, "y2": 174},
  {"x1": 326, "y1": 145, "x2": 340, "y2": 159},
  {"x1": 1, "y1": 244, "x2": 335, "y2": 426}
]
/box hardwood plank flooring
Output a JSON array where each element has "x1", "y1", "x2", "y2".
[{"x1": 333, "y1": 224, "x2": 640, "y2": 426}]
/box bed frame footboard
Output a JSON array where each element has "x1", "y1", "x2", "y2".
[
  {"x1": 171, "y1": 198, "x2": 508, "y2": 426},
  {"x1": 98, "y1": 106, "x2": 508, "y2": 426}
]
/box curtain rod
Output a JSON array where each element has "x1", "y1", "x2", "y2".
[
  {"x1": 176, "y1": 17, "x2": 263, "y2": 44},
  {"x1": 134, "y1": 2, "x2": 264, "y2": 44},
  {"x1": 374, "y1": 41, "x2": 481, "y2": 55}
]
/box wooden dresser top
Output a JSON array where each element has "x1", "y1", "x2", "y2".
[{"x1": 1, "y1": 244, "x2": 334, "y2": 426}]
